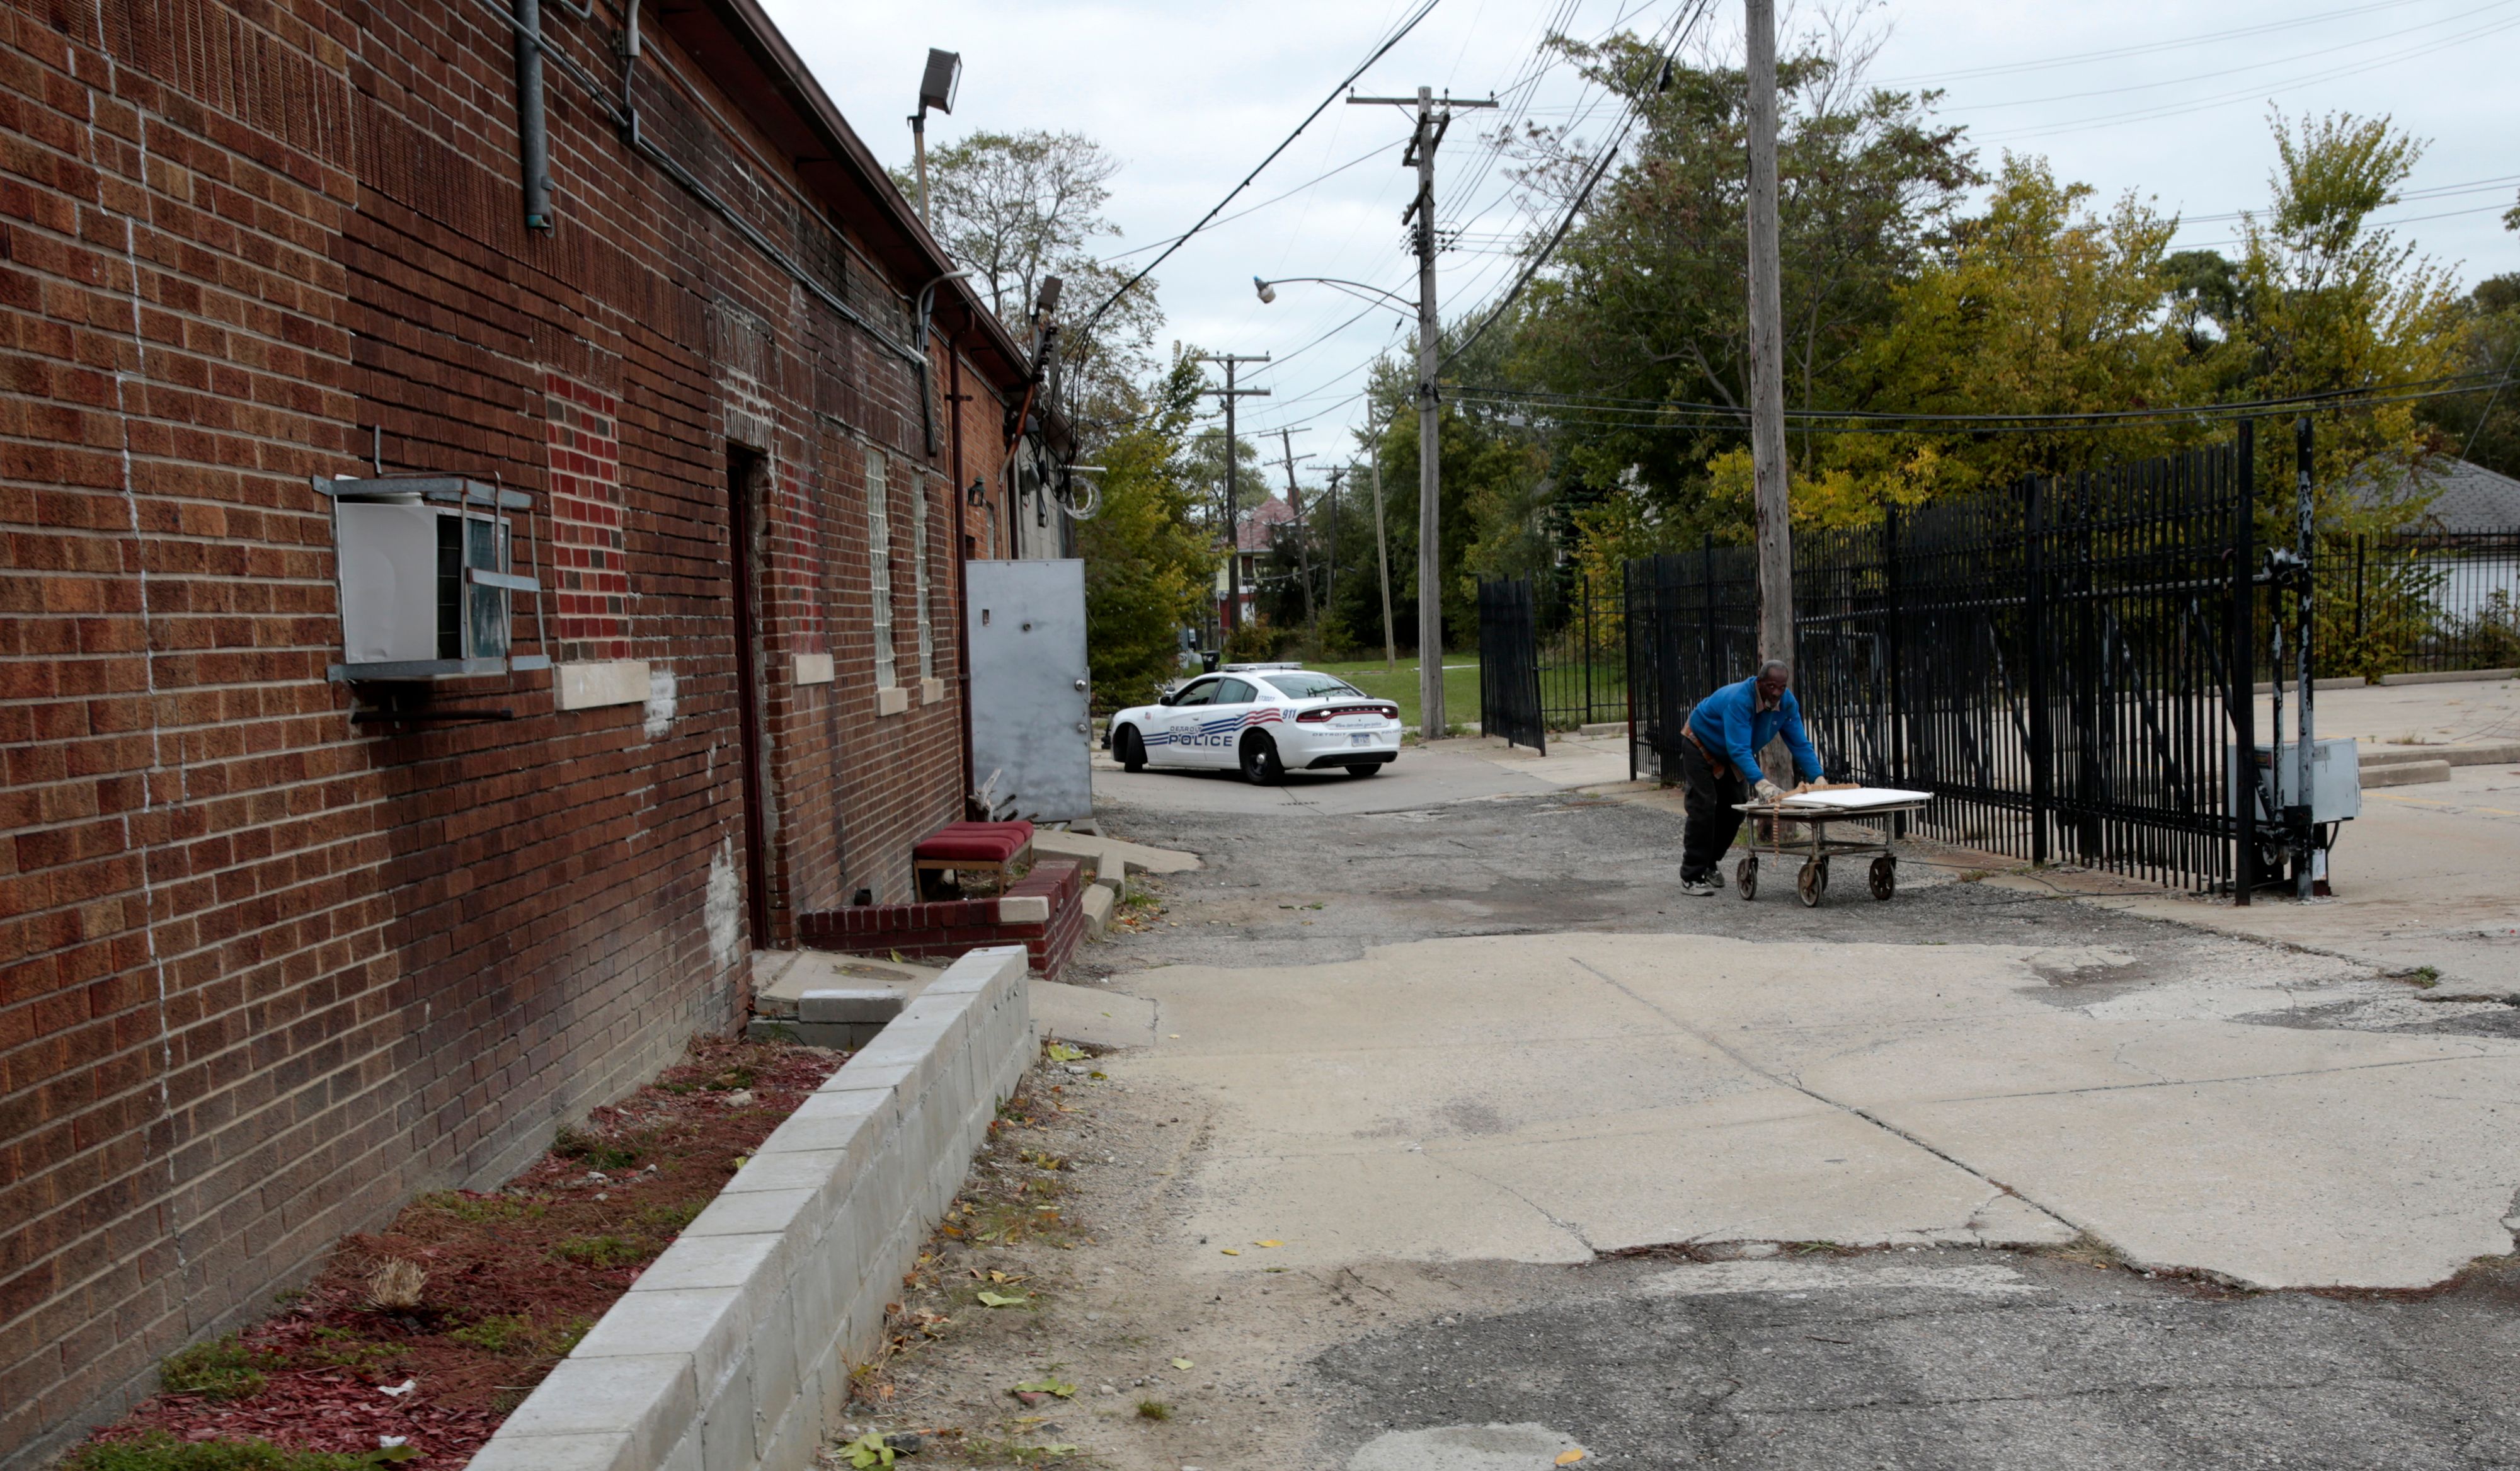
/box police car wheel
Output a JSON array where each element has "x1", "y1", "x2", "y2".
[
  {"x1": 1116, "y1": 726, "x2": 1146, "y2": 773},
  {"x1": 1240, "y1": 733, "x2": 1283, "y2": 786}
]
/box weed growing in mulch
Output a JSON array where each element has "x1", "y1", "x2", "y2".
[{"x1": 74, "y1": 1038, "x2": 847, "y2": 1468}]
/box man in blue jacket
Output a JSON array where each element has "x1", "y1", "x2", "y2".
[{"x1": 1677, "y1": 658, "x2": 1824, "y2": 895}]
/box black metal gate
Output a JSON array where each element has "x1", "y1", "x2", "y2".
[
  {"x1": 1626, "y1": 433, "x2": 2287, "y2": 893},
  {"x1": 1477, "y1": 576, "x2": 1546, "y2": 752},
  {"x1": 1624, "y1": 539, "x2": 1755, "y2": 782}
]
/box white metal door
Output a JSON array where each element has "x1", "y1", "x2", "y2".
[{"x1": 966, "y1": 559, "x2": 1093, "y2": 821}]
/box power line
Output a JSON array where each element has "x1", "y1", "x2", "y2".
[
  {"x1": 1871, "y1": 0, "x2": 2436, "y2": 88},
  {"x1": 1078, "y1": 0, "x2": 1449, "y2": 337},
  {"x1": 1440, "y1": 0, "x2": 1715, "y2": 373},
  {"x1": 1975, "y1": 12, "x2": 2520, "y2": 143},
  {"x1": 1946, "y1": 0, "x2": 2520, "y2": 114},
  {"x1": 1446, "y1": 370, "x2": 2516, "y2": 433}
]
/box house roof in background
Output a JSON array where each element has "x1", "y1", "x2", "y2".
[
  {"x1": 2408, "y1": 458, "x2": 2520, "y2": 532},
  {"x1": 1237, "y1": 496, "x2": 1295, "y2": 553}
]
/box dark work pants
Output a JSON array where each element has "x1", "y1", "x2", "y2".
[{"x1": 1678, "y1": 736, "x2": 1747, "y2": 881}]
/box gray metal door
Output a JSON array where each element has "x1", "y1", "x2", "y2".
[{"x1": 966, "y1": 559, "x2": 1092, "y2": 821}]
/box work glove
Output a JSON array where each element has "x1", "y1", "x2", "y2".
[{"x1": 1753, "y1": 779, "x2": 1783, "y2": 804}]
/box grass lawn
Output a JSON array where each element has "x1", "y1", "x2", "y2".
[{"x1": 1309, "y1": 655, "x2": 1481, "y2": 735}]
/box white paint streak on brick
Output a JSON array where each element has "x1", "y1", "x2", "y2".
[
  {"x1": 645, "y1": 665, "x2": 679, "y2": 738},
  {"x1": 707, "y1": 842, "x2": 743, "y2": 967}
]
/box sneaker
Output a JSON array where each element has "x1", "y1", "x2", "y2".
[{"x1": 1678, "y1": 877, "x2": 1717, "y2": 896}]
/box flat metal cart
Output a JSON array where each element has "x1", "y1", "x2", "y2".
[{"x1": 1730, "y1": 795, "x2": 1932, "y2": 907}]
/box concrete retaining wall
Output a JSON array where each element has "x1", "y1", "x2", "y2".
[{"x1": 466, "y1": 946, "x2": 1036, "y2": 1471}]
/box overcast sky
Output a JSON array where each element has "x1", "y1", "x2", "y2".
[{"x1": 765, "y1": 0, "x2": 2520, "y2": 472}]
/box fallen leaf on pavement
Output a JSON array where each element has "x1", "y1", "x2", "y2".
[
  {"x1": 1253, "y1": 1240, "x2": 1282, "y2": 1248},
  {"x1": 1171, "y1": 1358, "x2": 1194, "y2": 1370},
  {"x1": 1013, "y1": 1378, "x2": 1077, "y2": 1399},
  {"x1": 976, "y1": 1290, "x2": 1028, "y2": 1308},
  {"x1": 1218, "y1": 1248, "x2": 1239, "y2": 1256},
  {"x1": 1557, "y1": 1451, "x2": 1586, "y2": 1465}
]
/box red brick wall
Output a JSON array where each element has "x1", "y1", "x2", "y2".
[{"x1": 0, "y1": 1, "x2": 1021, "y2": 1462}]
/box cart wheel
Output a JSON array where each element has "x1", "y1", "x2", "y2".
[
  {"x1": 1736, "y1": 853, "x2": 1758, "y2": 901},
  {"x1": 1797, "y1": 858, "x2": 1828, "y2": 908},
  {"x1": 1869, "y1": 855, "x2": 1896, "y2": 901}
]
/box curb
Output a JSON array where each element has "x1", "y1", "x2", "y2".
[
  {"x1": 466, "y1": 946, "x2": 1035, "y2": 1471},
  {"x1": 2376, "y1": 668, "x2": 2517, "y2": 687}
]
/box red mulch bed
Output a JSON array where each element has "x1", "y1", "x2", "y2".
[{"x1": 81, "y1": 1038, "x2": 850, "y2": 1468}]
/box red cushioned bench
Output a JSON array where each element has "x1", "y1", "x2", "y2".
[{"x1": 912, "y1": 820, "x2": 1035, "y2": 898}]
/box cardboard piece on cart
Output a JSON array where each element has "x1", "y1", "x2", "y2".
[{"x1": 1777, "y1": 786, "x2": 1932, "y2": 810}]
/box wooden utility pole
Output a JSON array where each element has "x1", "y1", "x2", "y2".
[
  {"x1": 1322, "y1": 465, "x2": 1345, "y2": 624},
  {"x1": 1744, "y1": 0, "x2": 1792, "y2": 667},
  {"x1": 1351, "y1": 87, "x2": 1496, "y2": 735},
  {"x1": 1196, "y1": 353, "x2": 1269, "y2": 634},
  {"x1": 1274, "y1": 427, "x2": 1317, "y2": 638},
  {"x1": 1369, "y1": 427, "x2": 1397, "y2": 670}
]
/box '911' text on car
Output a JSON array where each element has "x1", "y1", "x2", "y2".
[{"x1": 1108, "y1": 667, "x2": 1401, "y2": 784}]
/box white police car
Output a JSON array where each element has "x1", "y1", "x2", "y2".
[{"x1": 1108, "y1": 665, "x2": 1402, "y2": 784}]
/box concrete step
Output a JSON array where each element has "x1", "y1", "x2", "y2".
[
  {"x1": 1034, "y1": 829, "x2": 1203, "y2": 878},
  {"x1": 2359, "y1": 747, "x2": 2446, "y2": 768},
  {"x1": 2362, "y1": 758, "x2": 2453, "y2": 788},
  {"x1": 1080, "y1": 881, "x2": 1115, "y2": 939}
]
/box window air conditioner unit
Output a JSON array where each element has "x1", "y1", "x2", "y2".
[{"x1": 319, "y1": 476, "x2": 547, "y2": 681}]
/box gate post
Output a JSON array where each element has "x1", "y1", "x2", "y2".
[
  {"x1": 2025, "y1": 476, "x2": 2051, "y2": 866},
  {"x1": 1884, "y1": 503, "x2": 1904, "y2": 789},
  {"x1": 2228, "y1": 423, "x2": 2257, "y2": 903}
]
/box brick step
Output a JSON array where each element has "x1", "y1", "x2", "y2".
[{"x1": 796, "y1": 860, "x2": 1088, "y2": 980}]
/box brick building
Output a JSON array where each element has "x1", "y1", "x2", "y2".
[{"x1": 0, "y1": 0, "x2": 1062, "y2": 1461}]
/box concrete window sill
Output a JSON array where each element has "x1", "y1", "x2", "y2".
[
  {"x1": 876, "y1": 685, "x2": 910, "y2": 716},
  {"x1": 556, "y1": 660, "x2": 651, "y2": 711}
]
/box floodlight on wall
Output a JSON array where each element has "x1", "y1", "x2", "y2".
[
  {"x1": 1035, "y1": 275, "x2": 1063, "y2": 316},
  {"x1": 910, "y1": 49, "x2": 963, "y2": 231}
]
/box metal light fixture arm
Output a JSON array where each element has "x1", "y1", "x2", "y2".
[{"x1": 1255, "y1": 275, "x2": 1418, "y2": 315}]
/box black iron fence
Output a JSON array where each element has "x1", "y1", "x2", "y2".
[
  {"x1": 2320, "y1": 530, "x2": 2520, "y2": 675},
  {"x1": 1620, "y1": 437, "x2": 2274, "y2": 893},
  {"x1": 1476, "y1": 576, "x2": 1546, "y2": 752},
  {"x1": 1530, "y1": 571, "x2": 1629, "y2": 731}
]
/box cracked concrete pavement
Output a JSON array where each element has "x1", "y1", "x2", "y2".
[{"x1": 871, "y1": 738, "x2": 2520, "y2": 1469}]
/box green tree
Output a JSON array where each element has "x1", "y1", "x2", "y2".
[
  {"x1": 1503, "y1": 23, "x2": 1978, "y2": 527},
  {"x1": 2418, "y1": 273, "x2": 2520, "y2": 479},
  {"x1": 2220, "y1": 110, "x2": 2464, "y2": 530},
  {"x1": 899, "y1": 130, "x2": 1161, "y2": 423},
  {"x1": 1076, "y1": 355, "x2": 1215, "y2": 710}
]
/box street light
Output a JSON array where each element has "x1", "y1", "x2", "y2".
[
  {"x1": 1256, "y1": 273, "x2": 1431, "y2": 722},
  {"x1": 1254, "y1": 276, "x2": 1418, "y2": 315}
]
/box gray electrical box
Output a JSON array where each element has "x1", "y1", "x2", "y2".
[{"x1": 2229, "y1": 738, "x2": 2361, "y2": 825}]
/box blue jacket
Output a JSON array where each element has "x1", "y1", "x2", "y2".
[{"x1": 1687, "y1": 676, "x2": 1821, "y2": 782}]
